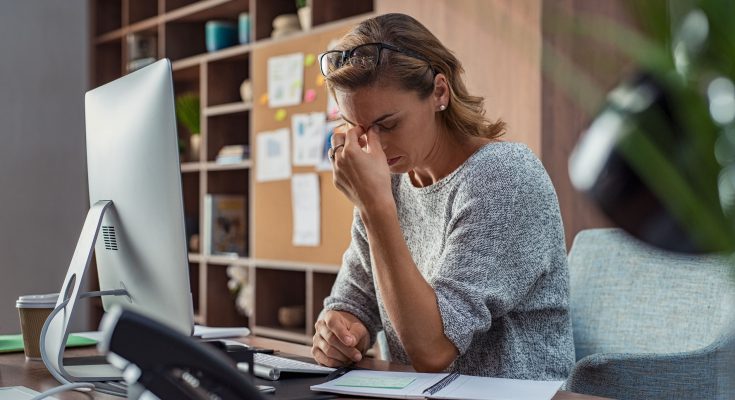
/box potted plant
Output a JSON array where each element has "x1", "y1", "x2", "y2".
[
  {"x1": 175, "y1": 93, "x2": 201, "y2": 162},
  {"x1": 296, "y1": 0, "x2": 311, "y2": 31}
]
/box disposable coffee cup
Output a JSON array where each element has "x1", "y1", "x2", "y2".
[{"x1": 16, "y1": 293, "x2": 58, "y2": 360}]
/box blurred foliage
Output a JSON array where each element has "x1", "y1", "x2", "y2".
[{"x1": 546, "y1": 0, "x2": 735, "y2": 254}]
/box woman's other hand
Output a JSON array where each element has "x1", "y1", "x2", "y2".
[{"x1": 312, "y1": 310, "x2": 370, "y2": 367}]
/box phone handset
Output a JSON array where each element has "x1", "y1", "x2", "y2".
[{"x1": 99, "y1": 306, "x2": 265, "y2": 400}]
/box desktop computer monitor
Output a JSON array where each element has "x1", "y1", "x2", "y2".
[{"x1": 42, "y1": 59, "x2": 193, "y2": 384}]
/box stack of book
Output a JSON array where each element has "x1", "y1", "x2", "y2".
[{"x1": 215, "y1": 144, "x2": 249, "y2": 164}]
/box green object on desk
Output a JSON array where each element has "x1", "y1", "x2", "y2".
[
  {"x1": 335, "y1": 375, "x2": 415, "y2": 389},
  {"x1": 0, "y1": 334, "x2": 97, "y2": 353}
]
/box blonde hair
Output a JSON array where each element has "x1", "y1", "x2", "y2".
[{"x1": 326, "y1": 13, "x2": 505, "y2": 140}]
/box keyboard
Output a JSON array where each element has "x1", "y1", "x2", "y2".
[{"x1": 237, "y1": 353, "x2": 335, "y2": 380}]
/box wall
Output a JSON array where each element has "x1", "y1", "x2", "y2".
[
  {"x1": 375, "y1": 0, "x2": 542, "y2": 154},
  {"x1": 0, "y1": 0, "x2": 89, "y2": 333}
]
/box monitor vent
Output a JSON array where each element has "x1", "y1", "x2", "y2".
[{"x1": 102, "y1": 226, "x2": 118, "y2": 251}]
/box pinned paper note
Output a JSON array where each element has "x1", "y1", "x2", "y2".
[
  {"x1": 268, "y1": 53, "x2": 304, "y2": 108},
  {"x1": 292, "y1": 112, "x2": 326, "y2": 166},
  {"x1": 304, "y1": 89, "x2": 317, "y2": 103},
  {"x1": 275, "y1": 108, "x2": 287, "y2": 121},
  {"x1": 336, "y1": 376, "x2": 415, "y2": 389},
  {"x1": 256, "y1": 129, "x2": 291, "y2": 182},
  {"x1": 292, "y1": 173, "x2": 320, "y2": 246},
  {"x1": 315, "y1": 74, "x2": 325, "y2": 87},
  {"x1": 326, "y1": 92, "x2": 340, "y2": 120},
  {"x1": 304, "y1": 53, "x2": 316, "y2": 67},
  {"x1": 259, "y1": 93, "x2": 269, "y2": 105},
  {"x1": 316, "y1": 120, "x2": 344, "y2": 171}
]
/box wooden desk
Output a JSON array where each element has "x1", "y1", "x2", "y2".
[{"x1": 0, "y1": 336, "x2": 607, "y2": 399}]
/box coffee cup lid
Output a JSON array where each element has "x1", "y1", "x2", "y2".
[{"x1": 16, "y1": 293, "x2": 58, "y2": 308}]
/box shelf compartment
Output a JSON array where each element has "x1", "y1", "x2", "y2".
[
  {"x1": 206, "y1": 112, "x2": 249, "y2": 162},
  {"x1": 207, "y1": 168, "x2": 249, "y2": 194},
  {"x1": 164, "y1": 21, "x2": 207, "y2": 61},
  {"x1": 182, "y1": 171, "x2": 200, "y2": 252},
  {"x1": 128, "y1": 0, "x2": 159, "y2": 24},
  {"x1": 203, "y1": 264, "x2": 249, "y2": 326},
  {"x1": 94, "y1": 40, "x2": 123, "y2": 87},
  {"x1": 207, "y1": 55, "x2": 249, "y2": 107},
  {"x1": 253, "y1": 0, "x2": 298, "y2": 41},
  {"x1": 94, "y1": 0, "x2": 123, "y2": 36},
  {"x1": 254, "y1": 268, "x2": 307, "y2": 334}
]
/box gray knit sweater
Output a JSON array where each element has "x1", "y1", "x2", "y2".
[{"x1": 324, "y1": 142, "x2": 575, "y2": 379}]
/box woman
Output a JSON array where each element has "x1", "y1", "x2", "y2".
[{"x1": 312, "y1": 13, "x2": 574, "y2": 380}]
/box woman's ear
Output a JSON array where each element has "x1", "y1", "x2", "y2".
[{"x1": 433, "y1": 73, "x2": 449, "y2": 112}]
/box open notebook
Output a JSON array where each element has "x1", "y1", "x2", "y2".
[{"x1": 311, "y1": 370, "x2": 564, "y2": 400}]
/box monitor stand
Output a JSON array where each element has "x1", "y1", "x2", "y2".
[{"x1": 40, "y1": 200, "x2": 128, "y2": 383}]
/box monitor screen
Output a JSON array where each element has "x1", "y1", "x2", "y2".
[{"x1": 84, "y1": 59, "x2": 193, "y2": 335}]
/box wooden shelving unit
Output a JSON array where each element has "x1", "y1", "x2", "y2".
[{"x1": 91, "y1": 0, "x2": 373, "y2": 343}]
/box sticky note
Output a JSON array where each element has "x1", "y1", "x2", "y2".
[
  {"x1": 304, "y1": 89, "x2": 317, "y2": 103},
  {"x1": 336, "y1": 376, "x2": 415, "y2": 389},
  {"x1": 275, "y1": 108, "x2": 287, "y2": 121},
  {"x1": 316, "y1": 75, "x2": 325, "y2": 87},
  {"x1": 305, "y1": 53, "x2": 316, "y2": 67},
  {"x1": 259, "y1": 93, "x2": 269, "y2": 105}
]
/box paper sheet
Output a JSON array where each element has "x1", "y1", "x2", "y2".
[
  {"x1": 291, "y1": 173, "x2": 320, "y2": 246},
  {"x1": 292, "y1": 112, "x2": 326, "y2": 166},
  {"x1": 256, "y1": 129, "x2": 291, "y2": 182},
  {"x1": 268, "y1": 53, "x2": 304, "y2": 108},
  {"x1": 316, "y1": 120, "x2": 344, "y2": 171}
]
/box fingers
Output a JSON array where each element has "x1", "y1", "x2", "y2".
[
  {"x1": 365, "y1": 130, "x2": 383, "y2": 154},
  {"x1": 311, "y1": 344, "x2": 348, "y2": 368},
  {"x1": 317, "y1": 319, "x2": 363, "y2": 361}
]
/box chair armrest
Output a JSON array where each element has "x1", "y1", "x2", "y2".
[{"x1": 567, "y1": 342, "x2": 731, "y2": 400}]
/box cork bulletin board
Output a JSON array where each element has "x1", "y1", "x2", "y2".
[{"x1": 251, "y1": 21, "x2": 359, "y2": 265}]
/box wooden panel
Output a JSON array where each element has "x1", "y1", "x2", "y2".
[
  {"x1": 94, "y1": 0, "x2": 123, "y2": 35},
  {"x1": 251, "y1": 22, "x2": 357, "y2": 264},
  {"x1": 311, "y1": 0, "x2": 373, "y2": 27},
  {"x1": 375, "y1": 0, "x2": 542, "y2": 154},
  {"x1": 307, "y1": 271, "x2": 337, "y2": 336},
  {"x1": 541, "y1": 0, "x2": 634, "y2": 247}
]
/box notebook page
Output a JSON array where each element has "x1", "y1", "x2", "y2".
[
  {"x1": 430, "y1": 375, "x2": 564, "y2": 400},
  {"x1": 311, "y1": 370, "x2": 446, "y2": 399}
]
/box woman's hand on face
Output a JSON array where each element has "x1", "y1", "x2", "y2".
[
  {"x1": 312, "y1": 310, "x2": 370, "y2": 367},
  {"x1": 331, "y1": 125, "x2": 393, "y2": 212}
]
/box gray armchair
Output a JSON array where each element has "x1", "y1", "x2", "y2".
[{"x1": 566, "y1": 228, "x2": 734, "y2": 399}]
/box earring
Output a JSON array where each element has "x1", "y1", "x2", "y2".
[{"x1": 439, "y1": 105, "x2": 446, "y2": 111}]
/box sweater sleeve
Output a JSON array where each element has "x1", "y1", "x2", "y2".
[
  {"x1": 323, "y1": 209, "x2": 382, "y2": 346},
  {"x1": 430, "y1": 165, "x2": 559, "y2": 356}
]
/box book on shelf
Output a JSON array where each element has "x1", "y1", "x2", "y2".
[
  {"x1": 215, "y1": 144, "x2": 249, "y2": 164},
  {"x1": 203, "y1": 194, "x2": 247, "y2": 257}
]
